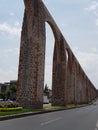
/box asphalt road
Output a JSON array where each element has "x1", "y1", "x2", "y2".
[{"x1": 1, "y1": 101, "x2": 98, "y2": 130}]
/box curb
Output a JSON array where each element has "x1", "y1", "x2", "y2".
[{"x1": 0, "y1": 104, "x2": 91, "y2": 121}]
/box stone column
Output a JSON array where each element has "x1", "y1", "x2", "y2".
[
  {"x1": 52, "y1": 36, "x2": 66, "y2": 106},
  {"x1": 17, "y1": 0, "x2": 45, "y2": 109}
]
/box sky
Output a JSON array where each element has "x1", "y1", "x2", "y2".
[{"x1": 0, "y1": 0, "x2": 98, "y2": 89}]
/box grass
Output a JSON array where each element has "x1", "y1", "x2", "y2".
[
  {"x1": 43, "y1": 105, "x2": 65, "y2": 110},
  {"x1": 0, "y1": 109, "x2": 41, "y2": 117},
  {"x1": 43, "y1": 104, "x2": 65, "y2": 109},
  {"x1": 51, "y1": 106, "x2": 65, "y2": 109},
  {"x1": 66, "y1": 104, "x2": 75, "y2": 108},
  {"x1": 44, "y1": 103, "x2": 88, "y2": 110},
  {"x1": 0, "y1": 105, "x2": 66, "y2": 116},
  {"x1": 0, "y1": 103, "x2": 89, "y2": 117}
]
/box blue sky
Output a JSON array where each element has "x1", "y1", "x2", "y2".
[{"x1": 0, "y1": 0, "x2": 98, "y2": 89}]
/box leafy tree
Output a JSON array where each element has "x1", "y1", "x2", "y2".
[
  {"x1": 5, "y1": 91, "x2": 10, "y2": 99},
  {"x1": 0, "y1": 91, "x2": 10, "y2": 100},
  {"x1": 10, "y1": 84, "x2": 17, "y2": 93},
  {"x1": 0, "y1": 92, "x2": 5, "y2": 100},
  {"x1": 44, "y1": 84, "x2": 49, "y2": 93}
]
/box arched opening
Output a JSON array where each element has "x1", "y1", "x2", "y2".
[
  {"x1": 66, "y1": 49, "x2": 68, "y2": 66},
  {"x1": 66, "y1": 48, "x2": 72, "y2": 72},
  {"x1": 66, "y1": 48, "x2": 73, "y2": 104},
  {"x1": 44, "y1": 22, "x2": 55, "y2": 105}
]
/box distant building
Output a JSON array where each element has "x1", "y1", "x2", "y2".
[
  {"x1": 0, "y1": 80, "x2": 17, "y2": 100},
  {"x1": 10, "y1": 80, "x2": 17, "y2": 86},
  {"x1": 0, "y1": 83, "x2": 10, "y2": 93}
]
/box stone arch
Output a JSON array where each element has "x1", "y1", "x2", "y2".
[
  {"x1": 17, "y1": 0, "x2": 97, "y2": 109},
  {"x1": 45, "y1": 20, "x2": 60, "y2": 63},
  {"x1": 45, "y1": 20, "x2": 67, "y2": 106},
  {"x1": 46, "y1": 21, "x2": 58, "y2": 41},
  {"x1": 46, "y1": 20, "x2": 60, "y2": 62}
]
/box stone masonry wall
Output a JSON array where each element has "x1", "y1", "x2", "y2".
[{"x1": 17, "y1": 0, "x2": 97, "y2": 109}]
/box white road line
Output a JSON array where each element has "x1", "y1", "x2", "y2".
[
  {"x1": 41, "y1": 117, "x2": 62, "y2": 126},
  {"x1": 96, "y1": 120, "x2": 98, "y2": 128},
  {"x1": 94, "y1": 120, "x2": 98, "y2": 130}
]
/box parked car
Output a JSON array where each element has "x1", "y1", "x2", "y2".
[{"x1": 7, "y1": 99, "x2": 13, "y2": 103}]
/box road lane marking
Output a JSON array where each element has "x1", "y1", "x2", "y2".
[
  {"x1": 41, "y1": 117, "x2": 62, "y2": 126},
  {"x1": 94, "y1": 120, "x2": 98, "y2": 130},
  {"x1": 96, "y1": 120, "x2": 98, "y2": 128}
]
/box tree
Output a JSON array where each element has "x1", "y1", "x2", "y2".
[
  {"x1": 0, "y1": 91, "x2": 10, "y2": 100},
  {"x1": 44, "y1": 84, "x2": 49, "y2": 97},
  {"x1": 10, "y1": 84, "x2": 17, "y2": 100},
  {"x1": 0, "y1": 92, "x2": 5, "y2": 100},
  {"x1": 10, "y1": 84, "x2": 17, "y2": 93}
]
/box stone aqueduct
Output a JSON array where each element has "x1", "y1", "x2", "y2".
[{"x1": 16, "y1": 0, "x2": 97, "y2": 109}]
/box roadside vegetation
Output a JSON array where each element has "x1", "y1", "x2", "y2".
[
  {"x1": 0, "y1": 103, "x2": 90, "y2": 117},
  {"x1": 0, "y1": 84, "x2": 16, "y2": 101},
  {"x1": 0, "y1": 108, "x2": 41, "y2": 116}
]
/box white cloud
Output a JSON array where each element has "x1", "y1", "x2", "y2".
[
  {"x1": 44, "y1": 63, "x2": 52, "y2": 88},
  {"x1": 0, "y1": 22, "x2": 21, "y2": 37},
  {"x1": 14, "y1": 21, "x2": 20, "y2": 27},
  {"x1": 87, "y1": 1, "x2": 98, "y2": 11},
  {"x1": 90, "y1": 47, "x2": 98, "y2": 53},
  {"x1": 9, "y1": 12, "x2": 15, "y2": 16},
  {"x1": 0, "y1": 48, "x2": 19, "y2": 83},
  {"x1": 85, "y1": 1, "x2": 98, "y2": 27},
  {"x1": 0, "y1": 48, "x2": 19, "y2": 64},
  {"x1": 96, "y1": 18, "x2": 98, "y2": 26},
  {"x1": 0, "y1": 47, "x2": 19, "y2": 55},
  {"x1": 0, "y1": 69, "x2": 18, "y2": 83},
  {"x1": 4, "y1": 48, "x2": 19, "y2": 56}
]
